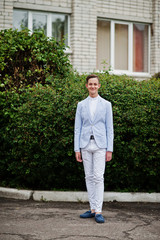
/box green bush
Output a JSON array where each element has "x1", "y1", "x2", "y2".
[
  {"x1": 0, "y1": 73, "x2": 160, "y2": 192},
  {"x1": 0, "y1": 28, "x2": 71, "y2": 91},
  {"x1": 0, "y1": 29, "x2": 159, "y2": 191},
  {"x1": 99, "y1": 75, "x2": 160, "y2": 192},
  {"x1": 153, "y1": 72, "x2": 160, "y2": 79},
  {"x1": 0, "y1": 82, "x2": 84, "y2": 190}
]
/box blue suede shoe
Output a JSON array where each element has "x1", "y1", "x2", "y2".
[
  {"x1": 80, "y1": 210, "x2": 95, "y2": 218},
  {"x1": 95, "y1": 214, "x2": 105, "y2": 223}
]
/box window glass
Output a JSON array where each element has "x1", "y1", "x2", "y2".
[
  {"x1": 115, "y1": 24, "x2": 128, "y2": 70},
  {"x1": 133, "y1": 24, "x2": 148, "y2": 72},
  {"x1": 97, "y1": 20, "x2": 110, "y2": 70},
  {"x1": 13, "y1": 10, "x2": 69, "y2": 46},
  {"x1": 33, "y1": 13, "x2": 47, "y2": 35},
  {"x1": 51, "y1": 14, "x2": 68, "y2": 45},
  {"x1": 13, "y1": 10, "x2": 28, "y2": 30}
]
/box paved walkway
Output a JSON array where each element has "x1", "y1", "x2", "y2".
[{"x1": 0, "y1": 197, "x2": 160, "y2": 240}]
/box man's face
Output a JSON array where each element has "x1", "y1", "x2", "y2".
[{"x1": 86, "y1": 77, "x2": 101, "y2": 97}]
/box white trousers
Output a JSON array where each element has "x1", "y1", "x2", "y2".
[{"x1": 81, "y1": 139, "x2": 106, "y2": 213}]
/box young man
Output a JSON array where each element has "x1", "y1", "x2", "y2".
[{"x1": 74, "y1": 74, "x2": 114, "y2": 223}]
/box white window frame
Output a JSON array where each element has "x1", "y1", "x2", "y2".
[
  {"x1": 98, "y1": 18, "x2": 150, "y2": 77},
  {"x1": 14, "y1": 9, "x2": 70, "y2": 49}
]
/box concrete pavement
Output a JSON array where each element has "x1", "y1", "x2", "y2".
[{"x1": 0, "y1": 197, "x2": 160, "y2": 240}]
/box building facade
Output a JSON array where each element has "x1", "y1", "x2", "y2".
[{"x1": 0, "y1": 0, "x2": 160, "y2": 79}]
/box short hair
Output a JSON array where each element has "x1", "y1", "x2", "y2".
[{"x1": 86, "y1": 74, "x2": 100, "y2": 83}]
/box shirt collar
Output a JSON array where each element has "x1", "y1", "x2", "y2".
[{"x1": 88, "y1": 95, "x2": 99, "y2": 101}]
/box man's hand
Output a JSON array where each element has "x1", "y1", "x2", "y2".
[
  {"x1": 75, "y1": 152, "x2": 83, "y2": 162},
  {"x1": 106, "y1": 151, "x2": 112, "y2": 162}
]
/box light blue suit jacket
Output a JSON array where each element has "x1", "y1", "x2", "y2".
[{"x1": 74, "y1": 95, "x2": 114, "y2": 152}]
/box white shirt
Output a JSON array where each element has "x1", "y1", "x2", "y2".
[{"x1": 88, "y1": 95, "x2": 99, "y2": 121}]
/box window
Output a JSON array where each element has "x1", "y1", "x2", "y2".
[
  {"x1": 97, "y1": 21, "x2": 110, "y2": 70},
  {"x1": 32, "y1": 13, "x2": 47, "y2": 35},
  {"x1": 115, "y1": 23, "x2": 128, "y2": 70},
  {"x1": 133, "y1": 24, "x2": 149, "y2": 72},
  {"x1": 13, "y1": 10, "x2": 28, "y2": 30},
  {"x1": 13, "y1": 9, "x2": 70, "y2": 46},
  {"x1": 97, "y1": 19, "x2": 150, "y2": 74}
]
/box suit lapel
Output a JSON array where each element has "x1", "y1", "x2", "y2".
[{"x1": 86, "y1": 97, "x2": 92, "y2": 123}]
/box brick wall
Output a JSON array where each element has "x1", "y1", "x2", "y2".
[
  {"x1": 0, "y1": 0, "x2": 14, "y2": 29},
  {"x1": 0, "y1": 0, "x2": 159, "y2": 76},
  {"x1": 0, "y1": 0, "x2": 72, "y2": 29},
  {"x1": 150, "y1": 0, "x2": 160, "y2": 75},
  {"x1": 70, "y1": 0, "x2": 97, "y2": 72},
  {"x1": 97, "y1": 0, "x2": 152, "y2": 23}
]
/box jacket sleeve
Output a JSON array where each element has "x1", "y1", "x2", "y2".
[
  {"x1": 74, "y1": 102, "x2": 82, "y2": 152},
  {"x1": 106, "y1": 102, "x2": 114, "y2": 152}
]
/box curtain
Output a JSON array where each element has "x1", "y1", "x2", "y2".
[
  {"x1": 97, "y1": 20, "x2": 110, "y2": 70},
  {"x1": 133, "y1": 24, "x2": 148, "y2": 72},
  {"x1": 115, "y1": 24, "x2": 128, "y2": 70}
]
